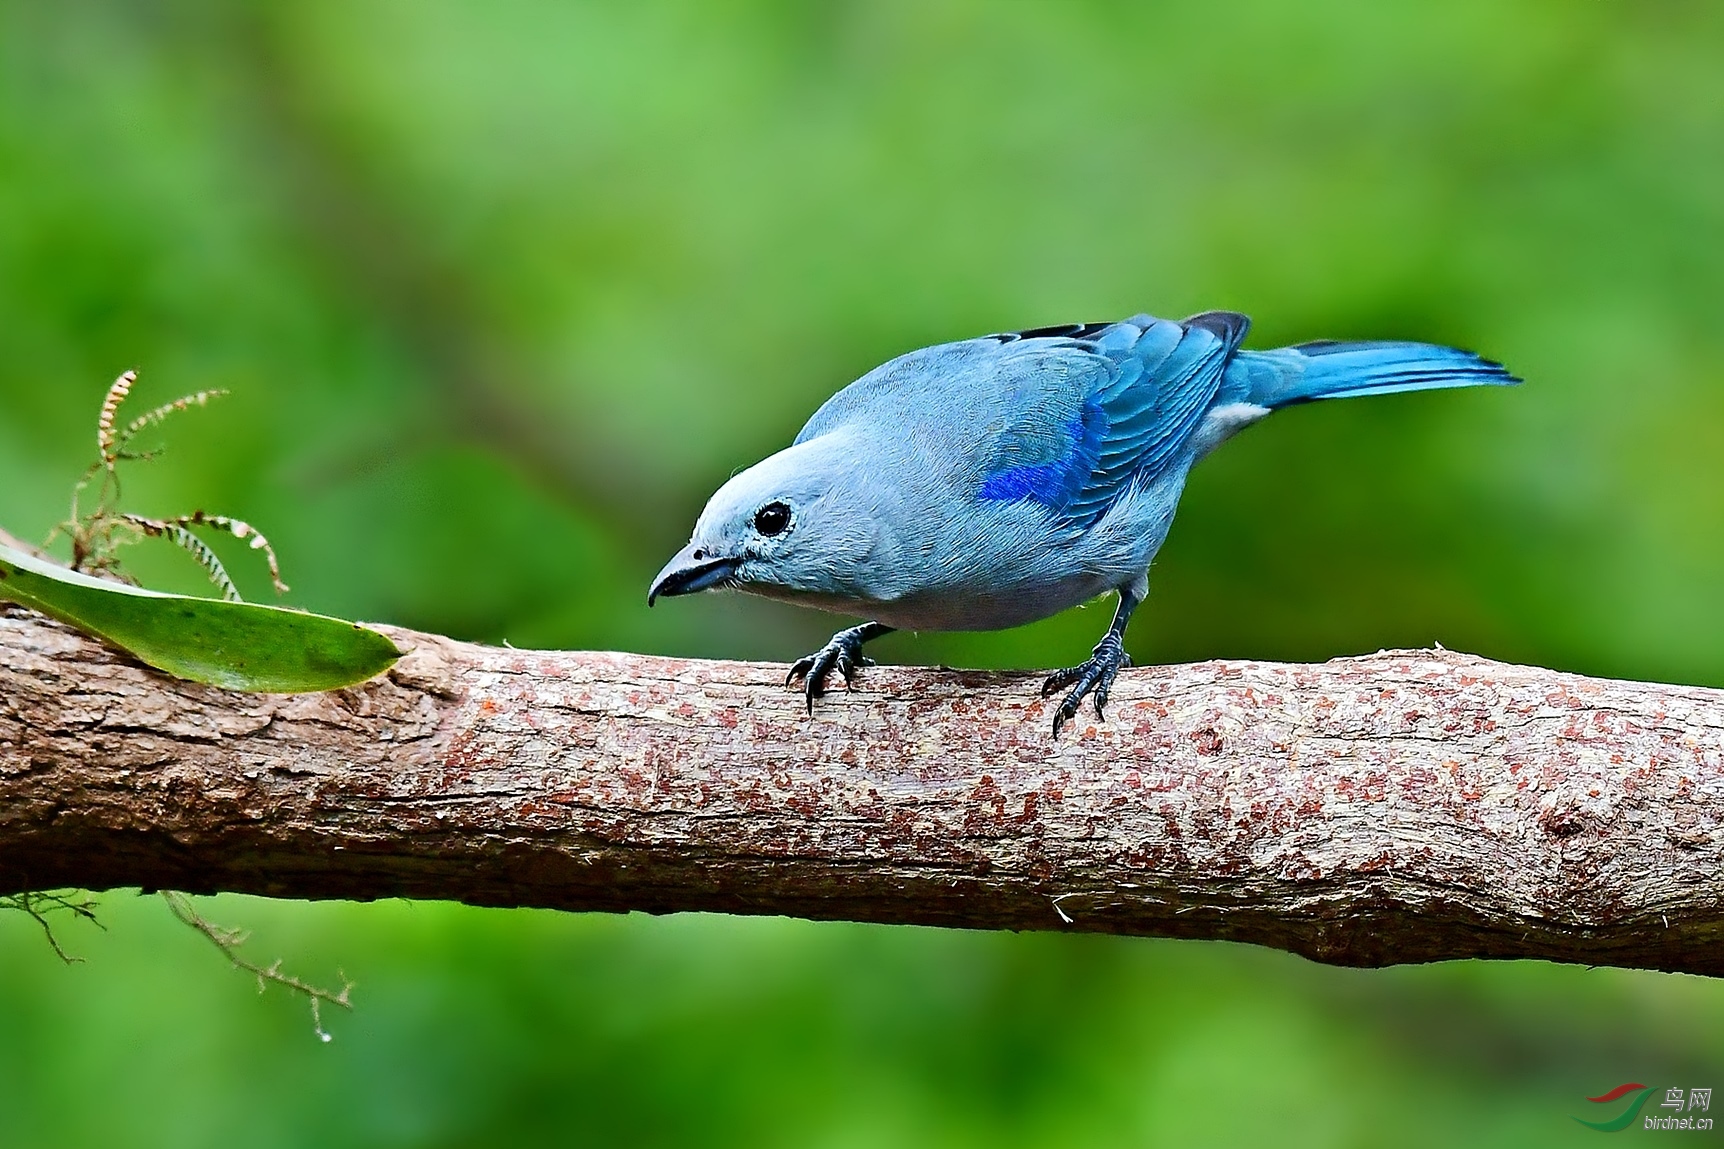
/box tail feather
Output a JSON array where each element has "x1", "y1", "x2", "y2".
[{"x1": 1235, "y1": 340, "x2": 1519, "y2": 409}]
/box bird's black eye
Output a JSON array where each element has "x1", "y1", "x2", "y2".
[{"x1": 753, "y1": 501, "x2": 791, "y2": 537}]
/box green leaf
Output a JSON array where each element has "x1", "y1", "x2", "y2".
[{"x1": 0, "y1": 541, "x2": 401, "y2": 692}]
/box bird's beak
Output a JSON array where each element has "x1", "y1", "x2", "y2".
[{"x1": 648, "y1": 544, "x2": 741, "y2": 606}]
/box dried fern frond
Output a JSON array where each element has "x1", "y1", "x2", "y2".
[
  {"x1": 183, "y1": 511, "x2": 289, "y2": 594},
  {"x1": 122, "y1": 514, "x2": 242, "y2": 602},
  {"x1": 60, "y1": 369, "x2": 285, "y2": 601},
  {"x1": 96, "y1": 370, "x2": 138, "y2": 465},
  {"x1": 114, "y1": 389, "x2": 229, "y2": 456},
  {"x1": 117, "y1": 511, "x2": 290, "y2": 600}
]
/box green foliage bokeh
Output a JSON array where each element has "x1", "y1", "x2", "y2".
[{"x1": 2, "y1": 2, "x2": 1722, "y2": 1146}]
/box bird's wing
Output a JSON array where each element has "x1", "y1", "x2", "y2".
[{"x1": 978, "y1": 311, "x2": 1251, "y2": 527}]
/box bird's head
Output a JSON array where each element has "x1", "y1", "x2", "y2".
[{"x1": 648, "y1": 434, "x2": 877, "y2": 607}]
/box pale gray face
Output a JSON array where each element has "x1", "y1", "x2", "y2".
[{"x1": 648, "y1": 433, "x2": 880, "y2": 608}]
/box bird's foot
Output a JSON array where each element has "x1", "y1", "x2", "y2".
[
  {"x1": 1041, "y1": 633, "x2": 1131, "y2": 737},
  {"x1": 787, "y1": 626, "x2": 878, "y2": 714}
]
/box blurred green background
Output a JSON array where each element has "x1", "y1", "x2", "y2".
[{"x1": 3, "y1": 1, "x2": 1722, "y2": 1145}]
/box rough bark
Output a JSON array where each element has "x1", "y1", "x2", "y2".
[{"x1": 2, "y1": 605, "x2": 1722, "y2": 976}]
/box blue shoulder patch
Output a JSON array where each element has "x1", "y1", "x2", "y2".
[
  {"x1": 977, "y1": 397, "x2": 1108, "y2": 507},
  {"x1": 973, "y1": 312, "x2": 1250, "y2": 526}
]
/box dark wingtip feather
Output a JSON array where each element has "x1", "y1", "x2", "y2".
[
  {"x1": 1182, "y1": 310, "x2": 1252, "y2": 348},
  {"x1": 1473, "y1": 353, "x2": 1523, "y2": 385},
  {"x1": 990, "y1": 320, "x2": 1118, "y2": 344}
]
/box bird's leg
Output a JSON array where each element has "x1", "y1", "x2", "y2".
[
  {"x1": 1041, "y1": 589, "x2": 1140, "y2": 736},
  {"x1": 787, "y1": 622, "x2": 895, "y2": 714}
]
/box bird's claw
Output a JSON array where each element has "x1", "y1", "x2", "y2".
[
  {"x1": 1041, "y1": 636, "x2": 1131, "y2": 737},
  {"x1": 787, "y1": 629, "x2": 877, "y2": 714}
]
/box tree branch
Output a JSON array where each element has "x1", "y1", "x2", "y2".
[{"x1": 2, "y1": 605, "x2": 1721, "y2": 976}]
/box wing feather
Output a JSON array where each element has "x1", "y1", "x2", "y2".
[{"x1": 1055, "y1": 312, "x2": 1249, "y2": 526}]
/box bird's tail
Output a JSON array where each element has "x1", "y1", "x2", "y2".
[{"x1": 1235, "y1": 340, "x2": 1519, "y2": 409}]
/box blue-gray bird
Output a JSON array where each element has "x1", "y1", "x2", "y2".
[{"x1": 649, "y1": 311, "x2": 1516, "y2": 734}]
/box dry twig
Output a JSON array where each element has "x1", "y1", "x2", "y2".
[{"x1": 159, "y1": 891, "x2": 353, "y2": 1041}]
